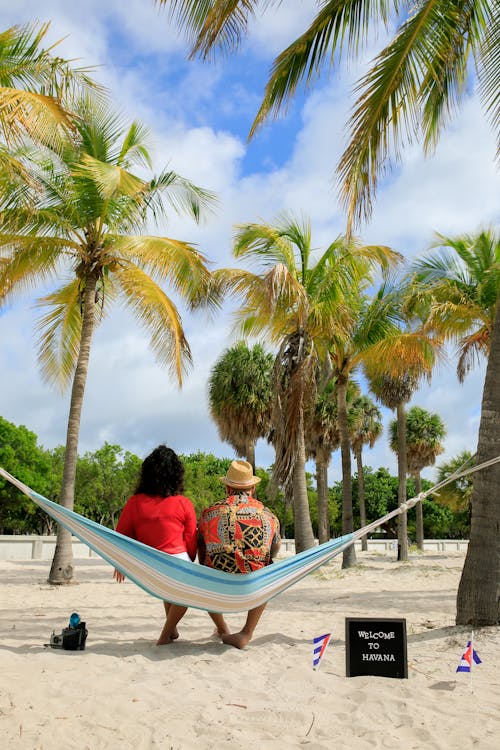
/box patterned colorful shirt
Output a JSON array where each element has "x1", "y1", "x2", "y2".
[{"x1": 198, "y1": 493, "x2": 281, "y2": 573}]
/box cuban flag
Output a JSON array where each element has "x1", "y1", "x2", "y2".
[
  {"x1": 313, "y1": 633, "x2": 331, "y2": 670},
  {"x1": 456, "y1": 640, "x2": 482, "y2": 672}
]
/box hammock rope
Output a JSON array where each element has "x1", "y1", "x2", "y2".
[{"x1": 1, "y1": 456, "x2": 498, "y2": 613}]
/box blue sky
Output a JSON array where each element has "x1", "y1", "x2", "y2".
[{"x1": 0, "y1": 1, "x2": 499, "y2": 483}]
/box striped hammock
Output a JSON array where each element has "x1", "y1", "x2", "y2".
[{"x1": 0, "y1": 458, "x2": 494, "y2": 613}]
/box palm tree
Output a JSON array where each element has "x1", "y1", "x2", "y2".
[
  {"x1": 413, "y1": 229, "x2": 500, "y2": 381},
  {"x1": 413, "y1": 229, "x2": 500, "y2": 623},
  {"x1": 160, "y1": 1, "x2": 498, "y2": 231},
  {"x1": 208, "y1": 341, "x2": 274, "y2": 471},
  {"x1": 220, "y1": 215, "x2": 392, "y2": 552},
  {"x1": 305, "y1": 377, "x2": 345, "y2": 544},
  {"x1": 0, "y1": 96, "x2": 216, "y2": 584},
  {"x1": 349, "y1": 394, "x2": 382, "y2": 552},
  {"x1": 366, "y1": 371, "x2": 420, "y2": 561},
  {"x1": 327, "y1": 275, "x2": 439, "y2": 567},
  {"x1": 390, "y1": 406, "x2": 446, "y2": 550}
]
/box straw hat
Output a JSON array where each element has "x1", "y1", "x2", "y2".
[{"x1": 220, "y1": 460, "x2": 261, "y2": 488}]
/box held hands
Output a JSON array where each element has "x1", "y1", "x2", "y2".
[{"x1": 113, "y1": 569, "x2": 125, "y2": 583}]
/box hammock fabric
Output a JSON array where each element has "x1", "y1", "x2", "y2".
[{"x1": 0, "y1": 458, "x2": 496, "y2": 613}]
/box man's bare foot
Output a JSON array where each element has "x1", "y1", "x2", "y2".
[
  {"x1": 221, "y1": 631, "x2": 251, "y2": 649},
  {"x1": 211, "y1": 624, "x2": 231, "y2": 640}
]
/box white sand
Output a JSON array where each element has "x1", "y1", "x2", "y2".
[{"x1": 0, "y1": 551, "x2": 498, "y2": 750}]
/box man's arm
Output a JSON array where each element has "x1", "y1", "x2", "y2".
[{"x1": 197, "y1": 533, "x2": 207, "y2": 565}]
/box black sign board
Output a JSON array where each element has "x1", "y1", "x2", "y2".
[{"x1": 346, "y1": 618, "x2": 408, "y2": 679}]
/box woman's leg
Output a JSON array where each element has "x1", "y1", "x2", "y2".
[{"x1": 157, "y1": 602, "x2": 187, "y2": 645}]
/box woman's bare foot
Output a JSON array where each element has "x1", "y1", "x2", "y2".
[
  {"x1": 156, "y1": 624, "x2": 180, "y2": 645},
  {"x1": 221, "y1": 631, "x2": 251, "y2": 649}
]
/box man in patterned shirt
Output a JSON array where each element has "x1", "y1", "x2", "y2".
[{"x1": 198, "y1": 460, "x2": 281, "y2": 649}]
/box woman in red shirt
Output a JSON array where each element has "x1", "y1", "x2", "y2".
[{"x1": 114, "y1": 445, "x2": 198, "y2": 645}]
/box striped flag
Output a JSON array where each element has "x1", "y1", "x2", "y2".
[
  {"x1": 456, "y1": 640, "x2": 482, "y2": 672},
  {"x1": 313, "y1": 633, "x2": 331, "y2": 670}
]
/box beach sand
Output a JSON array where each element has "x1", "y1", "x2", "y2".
[{"x1": 1, "y1": 550, "x2": 498, "y2": 750}]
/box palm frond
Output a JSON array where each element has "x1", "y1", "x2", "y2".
[
  {"x1": 456, "y1": 327, "x2": 490, "y2": 382},
  {"x1": 338, "y1": 1, "x2": 467, "y2": 230},
  {"x1": 146, "y1": 168, "x2": 218, "y2": 223},
  {"x1": 249, "y1": 0, "x2": 392, "y2": 138},
  {"x1": 117, "y1": 120, "x2": 153, "y2": 169},
  {"x1": 233, "y1": 220, "x2": 300, "y2": 270},
  {"x1": 114, "y1": 263, "x2": 192, "y2": 385},
  {"x1": 159, "y1": 0, "x2": 261, "y2": 59},
  {"x1": 71, "y1": 153, "x2": 146, "y2": 199},
  {"x1": 0, "y1": 235, "x2": 76, "y2": 305},
  {"x1": 34, "y1": 278, "x2": 84, "y2": 390},
  {"x1": 109, "y1": 234, "x2": 214, "y2": 309}
]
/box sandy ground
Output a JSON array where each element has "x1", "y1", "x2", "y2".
[{"x1": 0, "y1": 550, "x2": 498, "y2": 750}]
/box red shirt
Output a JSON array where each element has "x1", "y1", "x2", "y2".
[{"x1": 116, "y1": 493, "x2": 197, "y2": 560}]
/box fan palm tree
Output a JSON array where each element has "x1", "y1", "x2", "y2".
[
  {"x1": 366, "y1": 371, "x2": 420, "y2": 561},
  {"x1": 220, "y1": 214, "x2": 395, "y2": 551},
  {"x1": 349, "y1": 394, "x2": 382, "y2": 552},
  {"x1": 390, "y1": 406, "x2": 446, "y2": 549},
  {"x1": 160, "y1": 1, "x2": 498, "y2": 231},
  {"x1": 208, "y1": 341, "x2": 274, "y2": 471},
  {"x1": 0, "y1": 95, "x2": 217, "y2": 584}
]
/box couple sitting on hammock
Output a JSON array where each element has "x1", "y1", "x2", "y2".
[{"x1": 113, "y1": 445, "x2": 281, "y2": 649}]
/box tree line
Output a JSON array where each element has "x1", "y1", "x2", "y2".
[{"x1": 0, "y1": 415, "x2": 472, "y2": 541}]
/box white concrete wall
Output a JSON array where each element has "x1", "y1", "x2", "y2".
[
  {"x1": 0, "y1": 535, "x2": 468, "y2": 561},
  {"x1": 0, "y1": 535, "x2": 100, "y2": 561}
]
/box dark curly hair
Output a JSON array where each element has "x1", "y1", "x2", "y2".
[{"x1": 135, "y1": 445, "x2": 185, "y2": 497}]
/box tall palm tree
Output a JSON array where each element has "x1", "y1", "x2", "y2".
[
  {"x1": 413, "y1": 229, "x2": 500, "y2": 623},
  {"x1": 328, "y1": 275, "x2": 440, "y2": 567},
  {"x1": 390, "y1": 406, "x2": 446, "y2": 550},
  {"x1": 366, "y1": 371, "x2": 420, "y2": 561},
  {"x1": 349, "y1": 394, "x2": 382, "y2": 552},
  {"x1": 160, "y1": 1, "x2": 498, "y2": 230},
  {"x1": 0, "y1": 96, "x2": 216, "y2": 584},
  {"x1": 208, "y1": 341, "x2": 274, "y2": 471},
  {"x1": 220, "y1": 214, "x2": 392, "y2": 551},
  {"x1": 305, "y1": 377, "x2": 359, "y2": 544}
]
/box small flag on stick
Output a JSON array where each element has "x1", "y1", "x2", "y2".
[
  {"x1": 313, "y1": 633, "x2": 331, "y2": 670},
  {"x1": 456, "y1": 639, "x2": 482, "y2": 672},
  {"x1": 456, "y1": 632, "x2": 481, "y2": 692}
]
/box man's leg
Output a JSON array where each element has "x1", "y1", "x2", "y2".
[
  {"x1": 207, "y1": 611, "x2": 230, "y2": 638},
  {"x1": 157, "y1": 602, "x2": 187, "y2": 645},
  {"x1": 221, "y1": 603, "x2": 267, "y2": 649}
]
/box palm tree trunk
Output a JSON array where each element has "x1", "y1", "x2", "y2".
[
  {"x1": 292, "y1": 412, "x2": 315, "y2": 553},
  {"x1": 414, "y1": 472, "x2": 424, "y2": 551},
  {"x1": 48, "y1": 273, "x2": 97, "y2": 584},
  {"x1": 246, "y1": 441, "x2": 256, "y2": 475},
  {"x1": 456, "y1": 297, "x2": 500, "y2": 626},
  {"x1": 338, "y1": 376, "x2": 356, "y2": 568},
  {"x1": 356, "y1": 448, "x2": 368, "y2": 552},
  {"x1": 396, "y1": 401, "x2": 408, "y2": 562},
  {"x1": 316, "y1": 455, "x2": 330, "y2": 544}
]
